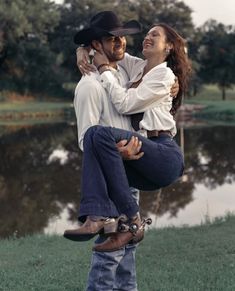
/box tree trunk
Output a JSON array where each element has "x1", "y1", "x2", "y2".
[
  {"x1": 0, "y1": 49, "x2": 7, "y2": 67},
  {"x1": 222, "y1": 87, "x2": 226, "y2": 100}
]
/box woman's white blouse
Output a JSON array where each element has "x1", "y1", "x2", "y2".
[{"x1": 99, "y1": 61, "x2": 177, "y2": 137}]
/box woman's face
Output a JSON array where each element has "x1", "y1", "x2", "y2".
[{"x1": 142, "y1": 26, "x2": 171, "y2": 58}]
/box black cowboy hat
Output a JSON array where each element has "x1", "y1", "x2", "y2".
[{"x1": 74, "y1": 11, "x2": 142, "y2": 46}]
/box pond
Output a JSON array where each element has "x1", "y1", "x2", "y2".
[{"x1": 0, "y1": 120, "x2": 234, "y2": 238}]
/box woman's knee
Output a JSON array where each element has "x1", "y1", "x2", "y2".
[
  {"x1": 93, "y1": 126, "x2": 114, "y2": 146},
  {"x1": 83, "y1": 125, "x2": 104, "y2": 149},
  {"x1": 84, "y1": 125, "x2": 101, "y2": 140}
]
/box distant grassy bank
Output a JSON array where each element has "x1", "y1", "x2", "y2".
[
  {"x1": 0, "y1": 214, "x2": 235, "y2": 291},
  {"x1": 0, "y1": 101, "x2": 72, "y2": 111},
  {"x1": 0, "y1": 101, "x2": 74, "y2": 123},
  {"x1": 190, "y1": 84, "x2": 235, "y2": 101},
  {"x1": 1, "y1": 84, "x2": 235, "y2": 123},
  {"x1": 184, "y1": 84, "x2": 235, "y2": 122},
  {"x1": 185, "y1": 99, "x2": 235, "y2": 122}
]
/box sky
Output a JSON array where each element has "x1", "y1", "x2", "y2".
[
  {"x1": 53, "y1": 0, "x2": 235, "y2": 27},
  {"x1": 182, "y1": 0, "x2": 235, "y2": 27}
]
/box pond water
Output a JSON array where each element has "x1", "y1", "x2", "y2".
[{"x1": 0, "y1": 121, "x2": 234, "y2": 238}]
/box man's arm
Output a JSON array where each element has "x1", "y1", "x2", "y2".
[
  {"x1": 74, "y1": 80, "x2": 143, "y2": 159},
  {"x1": 74, "y1": 80, "x2": 103, "y2": 151},
  {"x1": 117, "y1": 53, "x2": 143, "y2": 79}
]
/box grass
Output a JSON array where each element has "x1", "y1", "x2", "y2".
[
  {"x1": 184, "y1": 84, "x2": 235, "y2": 122},
  {"x1": 185, "y1": 99, "x2": 235, "y2": 122},
  {"x1": 0, "y1": 214, "x2": 235, "y2": 291},
  {"x1": 0, "y1": 101, "x2": 74, "y2": 125},
  {"x1": 137, "y1": 214, "x2": 235, "y2": 290},
  {"x1": 0, "y1": 101, "x2": 72, "y2": 112},
  {"x1": 188, "y1": 84, "x2": 235, "y2": 101}
]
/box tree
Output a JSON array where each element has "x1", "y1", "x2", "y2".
[
  {"x1": 0, "y1": 0, "x2": 60, "y2": 61},
  {"x1": 52, "y1": 0, "x2": 194, "y2": 81},
  {"x1": 0, "y1": 0, "x2": 62, "y2": 96},
  {"x1": 0, "y1": 0, "x2": 195, "y2": 99},
  {"x1": 198, "y1": 20, "x2": 235, "y2": 100},
  {"x1": 117, "y1": 0, "x2": 194, "y2": 55}
]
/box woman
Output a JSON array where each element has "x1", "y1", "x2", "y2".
[{"x1": 65, "y1": 24, "x2": 191, "y2": 252}]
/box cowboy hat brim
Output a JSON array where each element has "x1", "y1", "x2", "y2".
[{"x1": 74, "y1": 20, "x2": 141, "y2": 46}]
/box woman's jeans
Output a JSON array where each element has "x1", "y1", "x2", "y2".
[{"x1": 79, "y1": 125, "x2": 184, "y2": 220}]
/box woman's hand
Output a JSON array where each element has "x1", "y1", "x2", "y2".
[
  {"x1": 93, "y1": 49, "x2": 110, "y2": 70},
  {"x1": 76, "y1": 47, "x2": 96, "y2": 75}
]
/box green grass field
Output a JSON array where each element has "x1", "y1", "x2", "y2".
[
  {"x1": 0, "y1": 214, "x2": 235, "y2": 291},
  {"x1": 0, "y1": 101, "x2": 72, "y2": 112},
  {"x1": 184, "y1": 84, "x2": 235, "y2": 122},
  {"x1": 188, "y1": 84, "x2": 235, "y2": 101}
]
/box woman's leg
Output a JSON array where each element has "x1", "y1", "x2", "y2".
[
  {"x1": 92, "y1": 126, "x2": 184, "y2": 194},
  {"x1": 124, "y1": 136, "x2": 184, "y2": 190},
  {"x1": 89, "y1": 126, "x2": 183, "y2": 252},
  {"x1": 65, "y1": 125, "x2": 183, "y2": 245},
  {"x1": 79, "y1": 125, "x2": 139, "y2": 219}
]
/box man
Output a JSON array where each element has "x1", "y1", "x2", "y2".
[
  {"x1": 66, "y1": 11, "x2": 178, "y2": 291},
  {"x1": 68, "y1": 11, "x2": 143, "y2": 291}
]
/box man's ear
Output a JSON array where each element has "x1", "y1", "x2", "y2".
[{"x1": 91, "y1": 40, "x2": 102, "y2": 52}]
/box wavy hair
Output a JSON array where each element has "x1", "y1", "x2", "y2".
[{"x1": 153, "y1": 23, "x2": 192, "y2": 115}]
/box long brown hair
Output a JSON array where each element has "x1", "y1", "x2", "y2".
[{"x1": 153, "y1": 23, "x2": 192, "y2": 115}]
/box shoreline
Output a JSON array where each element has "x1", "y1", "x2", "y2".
[{"x1": 0, "y1": 100, "x2": 235, "y2": 124}]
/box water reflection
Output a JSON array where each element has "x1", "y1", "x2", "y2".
[{"x1": 0, "y1": 123, "x2": 234, "y2": 238}]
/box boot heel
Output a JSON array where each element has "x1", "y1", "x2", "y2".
[{"x1": 103, "y1": 219, "x2": 118, "y2": 234}]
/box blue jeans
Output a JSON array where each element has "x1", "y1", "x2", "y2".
[
  {"x1": 86, "y1": 244, "x2": 138, "y2": 291},
  {"x1": 79, "y1": 125, "x2": 184, "y2": 220},
  {"x1": 86, "y1": 188, "x2": 139, "y2": 291}
]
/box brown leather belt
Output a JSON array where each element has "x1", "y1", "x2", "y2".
[{"x1": 147, "y1": 130, "x2": 172, "y2": 138}]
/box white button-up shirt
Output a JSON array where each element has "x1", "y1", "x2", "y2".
[
  {"x1": 100, "y1": 57, "x2": 177, "y2": 137},
  {"x1": 74, "y1": 58, "x2": 136, "y2": 150}
]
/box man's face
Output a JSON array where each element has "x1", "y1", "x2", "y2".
[{"x1": 100, "y1": 36, "x2": 127, "y2": 62}]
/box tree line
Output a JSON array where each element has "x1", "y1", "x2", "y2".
[{"x1": 0, "y1": 0, "x2": 235, "y2": 100}]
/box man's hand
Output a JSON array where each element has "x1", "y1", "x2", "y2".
[
  {"x1": 116, "y1": 136, "x2": 144, "y2": 160},
  {"x1": 170, "y1": 77, "x2": 179, "y2": 98},
  {"x1": 76, "y1": 47, "x2": 96, "y2": 75}
]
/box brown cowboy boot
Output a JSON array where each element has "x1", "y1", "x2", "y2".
[
  {"x1": 93, "y1": 215, "x2": 143, "y2": 252},
  {"x1": 63, "y1": 216, "x2": 117, "y2": 241}
]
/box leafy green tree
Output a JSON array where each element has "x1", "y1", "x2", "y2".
[
  {"x1": 121, "y1": 0, "x2": 194, "y2": 55},
  {"x1": 52, "y1": 0, "x2": 194, "y2": 82},
  {"x1": 0, "y1": 0, "x2": 63, "y2": 97},
  {"x1": 0, "y1": 0, "x2": 60, "y2": 61},
  {"x1": 1, "y1": 0, "x2": 195, "y2": 99},
  {"x1": 198, "y1": 20, "x2": 235, "y2": 100}
]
